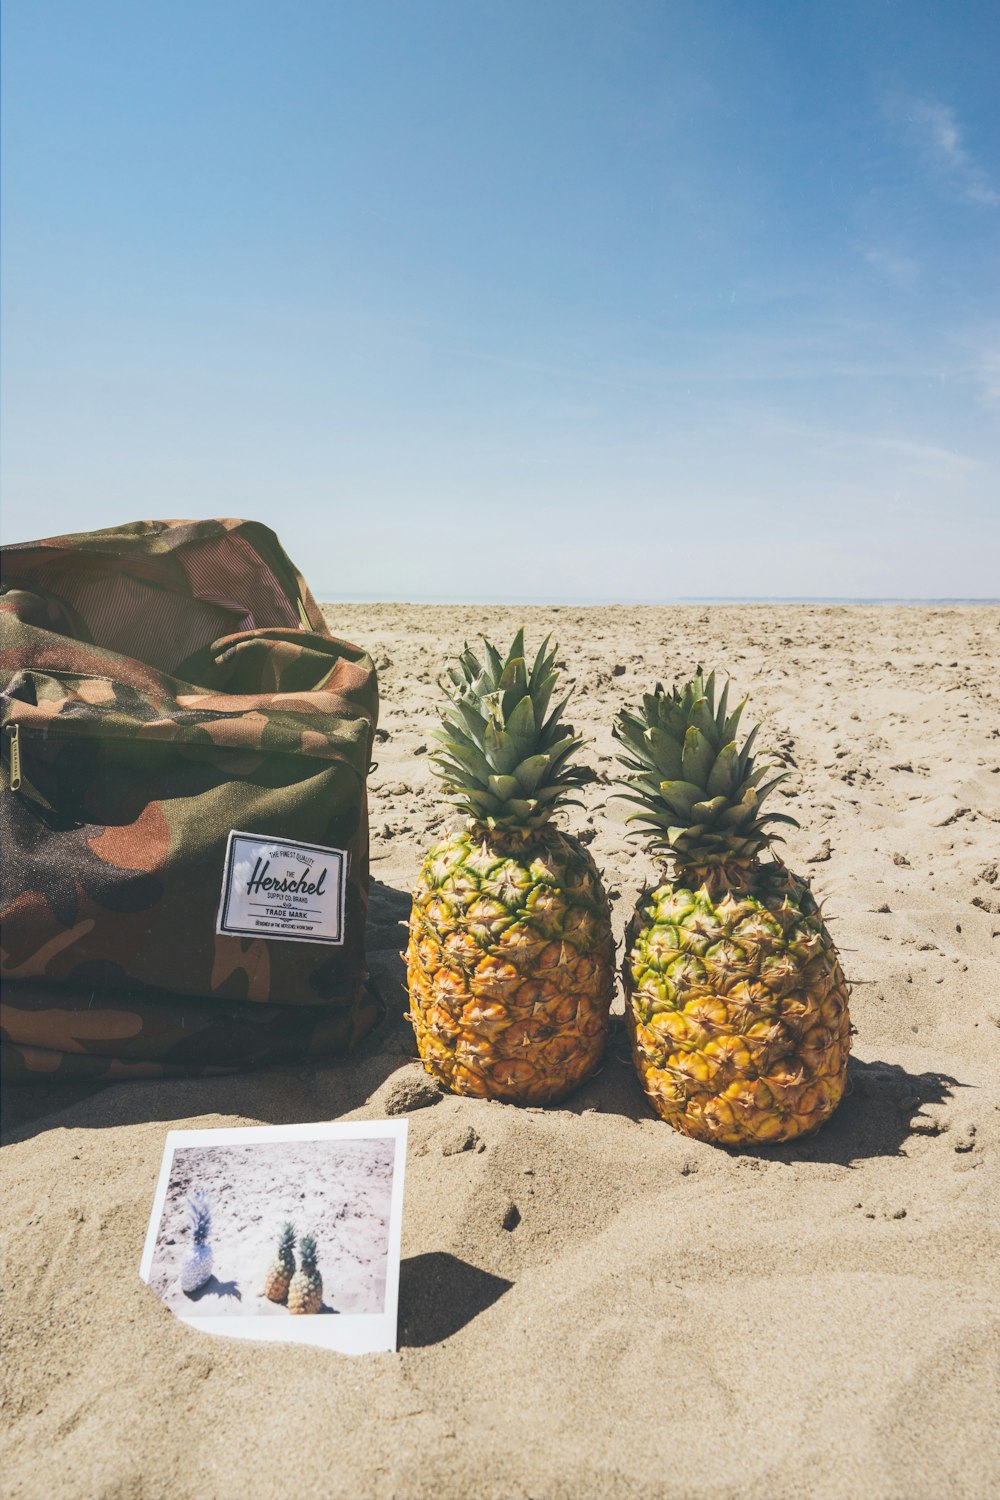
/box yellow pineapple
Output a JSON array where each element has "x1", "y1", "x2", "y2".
[
  {"x1": 407, "y1": 630, "x2": 614, "y2": 1104},
  {"x1": 615, "y1": 671, "x2": 851, "y2": 1145},
  {"x1": 261, "y1": 1222, "x2": 296, "y2": 1303},
  {"x1": 287, "y1": 1234, "x2": 323, "y2": 1315}
]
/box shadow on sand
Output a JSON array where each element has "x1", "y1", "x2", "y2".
[
  {"x1": 398, "y1": 1252, "x2": 513, "y2": 1347},
  {"x1": 1, "y1": 870, "x2": 968, "y2": 1171},
  {"x1": 183, "y1": 1275, "x2": 242, "y2": 1305},
  {"x1": 556, "y1": 1044, "x2": 964, "y2": 1166},
  {"x1": 1, "y1": 880, "x2": 415, "y2": 1144},
  {"x1": 773, "y1": 1055, "x2": 966, "y2": 1167},
  {"x1": 2, "y1": 1037, "x2": 965, "y2": 1170}
]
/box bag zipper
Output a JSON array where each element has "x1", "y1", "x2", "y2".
[
  {"x1": 2, "y1": 715, "x2": 363, "y2": 810},
  {"x1": 3, "y1": 721, "x2": 59, "y2": 815},
  {"x1": 2, "y1": 669, "x2": 370, "y2": 777},
  {"x1": 6, "y1": 723, "x2": 21, "y2": 790},
  {"x1": 2, "y1": 702, "x2": 362, "y2": 763}
]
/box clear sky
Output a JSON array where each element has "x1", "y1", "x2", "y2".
[{"x1": 2, "y1": 0, "x2": 998, "y2": 600}]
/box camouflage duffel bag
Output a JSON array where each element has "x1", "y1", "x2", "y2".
[{"x1": 0, "y1": 518, "x2": 381, "y2": 1081}]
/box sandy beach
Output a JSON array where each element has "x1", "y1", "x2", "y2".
[{"x1": 2, "y1": 602, "x2": 998, "y2": 1500}]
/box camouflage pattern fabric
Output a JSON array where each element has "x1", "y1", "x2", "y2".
[{"x1": 1, "y1": 519, "x2": 381, "y2": 1080}]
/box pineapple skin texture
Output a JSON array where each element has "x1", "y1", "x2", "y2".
[
  {"x1": 407, "y1": 825, "x2": 614, "y2": 1104},
  {"x1": 287, "y1": 1270, "x2": 323, "y2": 1315},
  {"x1": 624, "y1": 864, "x2": 850, "y2": 1144},
  {"x1": 179, "y1": 1246, "x2": 213, "y2": 1294},
  {"x1": 262, "y1": 1256, "x2": 294, "y2": 1303}
]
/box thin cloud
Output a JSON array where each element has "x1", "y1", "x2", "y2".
[
  {"x1": 792, "y1": 426, "x2": 981, "y2": 477},
  {"x1": 886, "y1": 93, "x2": 1000, "y2": 207},
  {"x1": 856, "y1": 435, "x2": 981, "y2": 474},
  {"x1": 977, "y1": 348, "x2": 1000, "y2": 407},
  {"x1": 865, "y1": 246, "x2": 920, "y2": 290}
]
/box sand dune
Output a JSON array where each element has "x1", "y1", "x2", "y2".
[{"x1": 2, "y1": 603, "x2": 998, "y2": 1500}]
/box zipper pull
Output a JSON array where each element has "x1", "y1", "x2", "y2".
[
  {"x1": 6, "y1": 723, "x2": 21, "y2": 790},
  {"x1": 3, "y1": 722, "x2": 57, "y2": 818}
]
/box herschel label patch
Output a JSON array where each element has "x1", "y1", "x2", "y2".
[{"x1": 217, "y1": 831, "x2": 347, "y2": 945}]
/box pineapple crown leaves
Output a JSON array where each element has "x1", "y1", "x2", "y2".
[
  {"x1": 297, "y1": 1234, "x2": 319, "y2": 1270},
  {"x1": 612, "y1": 669, "x2": 799, "y2": 868},
  {"x1": 430, "y1": 627, "x2": 594, "y2": 830},
  {"x1": 185, "y1": 1190, "x2": 212, "y2": 1245},
  {"x1": 277, "y1": 1222, "x2": 296, "y2": 1253}
]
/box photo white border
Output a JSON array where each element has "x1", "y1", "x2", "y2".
[{"x1": 140, "y1": 1119, "x2": 408, "y2": 1355}]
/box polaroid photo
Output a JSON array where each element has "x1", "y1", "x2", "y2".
[{"x1": 140, "y1": 1119, "x2": 408, "y2": 1354}]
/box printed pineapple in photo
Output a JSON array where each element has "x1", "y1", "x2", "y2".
[
  {"x1": 178, "y1": 1191, "x2": 214, "y2": 1294},
  {"x1": 287, "y1": 1235, "x2": 324, "y2": 1315},
  {"x1": 261, "y1": 1223, "x2": 296, "y2": 1303}
]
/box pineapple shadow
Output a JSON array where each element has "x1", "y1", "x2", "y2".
[
  {"x1": 0, "y1": 875, "x2": 969, "y2": 1160},
  {"x1": 532, "y1": 1043, "x2": 966, "y2": 1166},
  {"x1": 0, "y1": 1024, "x2": 968, "y2": 1162},
  {"x1": 720, "y1": 1057, "x2": 965, "y2": 1167},
  {"x1": 184, "y1": 1276, "x2": 242, "y2": 1303},
  {"x1": 397, "y1": 1251, "x2": 513, "y2": 1347}
]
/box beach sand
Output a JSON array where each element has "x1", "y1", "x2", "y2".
[{"x1": 2, "y1": 603, "x2": 999, "y2": 1500}]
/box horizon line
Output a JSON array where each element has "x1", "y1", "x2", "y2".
[{"x1": 317, "y1": 595, "x2": 1000, "y2": 607}]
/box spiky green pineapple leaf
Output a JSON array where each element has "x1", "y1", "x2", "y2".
[
  {"x1": 488, "y1": 773, "x2": 522, "y2": 801},
  {"x1": 503, "y1": 693, "x2": 537, "y2": 759},
  {"x1": 539, "y1": 693, "x2": 573, "y2": 741},
  {"x1": 657, "y1": 779, "x2": 704, "y2": 818},
  {"x1": 512, "y1": 752, "x2": 552, "y2": 794},
  {"x1": 484, "y1": 719, "x2": 520, "y2": 776},
  {"x1": 688, "y1": 696, "x2": 719, "y2": 745},
  {"x1": 681, "y1": 726, "x2": 714, "y2": 785},
  {"x1": 432, "y1": 739, "x2": 489, "y2": 784},
  {"x1": 714, "y1": 679, "x2": 730, "y2": 735},
  {"x1": 433, "y1": 632, "x2": 592, "y2": 830},
  {"x1": 723, "y1": 698, "x2": 748, "y2": 743},
  {"x1": 753, "y1": 772, "x2": 793, "y2": 803},
  {"x1": 613, "y1": 671, "x2": 800, "y2": 870},
  {"x1": 496, "y1": 797, "x2": 534, "y2": 821},
  {"x1": 452, "y1": 698, "x2": 489, "y2": 751},
  {"x1": 528, "y1": 634, "x2": 550, "y2": 687},
  {"x1": 529, "y1": 670, "x2": 559, "y2": 730},
  {"x1": 706, "y1": 742, "x2": 740, "y2": 797},
  {"x1": 718, "y1": 802, "x2": 757, "y2": 829},
  {"x1": 691, "y1": 796, "x2": 729, "y2": 822},
  {"x1": 737, "y1": 721, "x2": 761, "y2": 775},
  {"x1": 647, "y1": 727, "x2": 685, "y2": 780},
  {"x1": 481, "y1": 638, "x2": 503, "y2": 681}
]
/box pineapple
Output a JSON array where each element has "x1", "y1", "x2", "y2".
[
  {"x1": 178, "y1": 1190, "x2": 214, "y2": 1293},
  {"x1": 407, "y1": 630, "x2": 614, "y2": 1104},
  {"x1": 262, "y1": 1222, "x2": 296, "y2": 1303},
  {"x1": 287, "y1": 1234, "x2": 323, "y2": 1315},
  {"x1": 614, "y1": 671, "x2": 850, "y2": 1145}
]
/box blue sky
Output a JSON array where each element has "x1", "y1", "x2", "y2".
[{"x1": 2, "y1": 0, "x2": 998, "y2": 599}]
